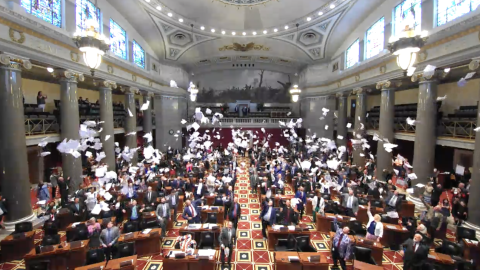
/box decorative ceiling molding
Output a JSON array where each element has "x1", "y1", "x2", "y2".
[
  {"x1": 218, "y1": 42, "x2": 270, "y2": 52},
  {"x1": 215, "y1": 0, "x2": 273, "y2": 6},
  {"x1": 271, "y1": 11, "x2": 343, "y2": 60},
  {"x1": 150, "y1": 13, "x2": 218, "y2": 61},
  {"x1": 192, "y1": 55, "x2": 301, "y2": 67}
]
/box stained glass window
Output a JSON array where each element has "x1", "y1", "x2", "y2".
[
  {"x1": 21, "y1": 0, "x2": 62, "y2": 28},
  {"x1": 345, "y1": 39, "x2": 360, "y2": 69},
  {"x1": 365, "y1": 17, "x2": 385, "y2": 59},
  {"x1": 437, "y1": 0, "x2": 480, "y2": 26},
  {"x1": 110, "y1": 19, "x2": 127, "y2": 60},
  {"x1": 76, "y1": 0, "x2": 100, "y2": 33},
  {"x1": 133, "y1": 40, "x2": 145, "y2": 69},
  {"x1": 393, "y1": 0, "x2": 422, "y2": 37}
]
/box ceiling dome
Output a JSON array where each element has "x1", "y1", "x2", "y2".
[{"x1": 217, "y1": 0, "x2": 273, "y2": 6}]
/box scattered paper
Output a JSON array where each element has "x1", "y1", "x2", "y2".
[
  {"x1": 406, "y1": 117, "x2": 416, "y2": 126},
  {"x1": 346, "y1": 123, "x2": 352, "y2": 128},
  {"x1": 455, "y1": 164, "x2": 465, "y2": 175},
  {"x1": 128, "y1": 109, "x2": 133, "y2": 117},
  {"x1": 140, "y1": 100, "x2": 150, "y2": 111}
]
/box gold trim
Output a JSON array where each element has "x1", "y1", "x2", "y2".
[
  {"x1": 149, "y1": 81, "x2": 153, "y2": 87},
  {"x1": 70, "y1": 51, "x2": 79, "y2": 62},
  {"x1": 9, "y1": 28, "x2": 25, "y2": 44},
  {"x1": 132, "y1": 74, "x2": 137, "y2": 82},
  {"x1": 418, "y1": 51, "x2": 428, "y2": 62},
  {"x1": 354, "y1": 75, "x2": 360, "y2": 82},
  {"x1": 107, "y1": 65, "x2": 114, "y2": 74},
  {"x1": 379, "y1": 65, "x2": 387, "y2": 74}
]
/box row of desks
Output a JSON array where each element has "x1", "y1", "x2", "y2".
[
  {"x1": 162, "y1": 249, "x2": 217, "y2": 270},
  {"x1": 75, "y1": 255, "x2": 137, "y2": 270}
]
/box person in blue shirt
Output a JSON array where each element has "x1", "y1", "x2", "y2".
[
  {"x1": 123, "y1": 200, "x2": 144, "y2": 222},
  {"x1": 259, "y1": 200, "x2": 276, "y2": 241},
  {"x1": 37, "y1": 181, "x2": 50, "y2": 202}
]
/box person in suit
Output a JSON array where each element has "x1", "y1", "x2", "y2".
[
  {"x1": 281, "y1": 199, "x2": 296, "y2": 225},
  {"x1": 168, "y1": 189, "x2": 180, "y2": 222},
  {"x1": 384, "y1": 190, "x2": 402, "y2": 215},
  {"x1": 170, "y1": 177, "x2": 184, "y2": 191},
  {"x1": 58, "y1": 176, "x2": 70, "y2": 207},
  {"x1": 229, "y1": 197, "x2": 241, "y2": 230},
  {"x1": 73, "y1": 183, "x2": 87, "y2": 202},
  {"x1": 250, "y1": 168, "x2": 259, "y2": 194},
  {"x1": 123, "y1": 200, "x2": 144, "y2": 222},
  {"x1": 49, "y1": 172, "x2": 58, "y2": 199},
  {"x1": 223, "y1": 185, "x2": 234, "y2": 219},
  {"x1": 295, "y1": 186, "x2": 307, "y2": 219},
  {"x1": 156, "y1": 197, "x2": 170, "y2": 237},
  {"x1": 260, "y1": 177, "x2": 271, "y2": 195},
  {"x1": 331, "y1": 218, "x2": 353, "y2": 270},
  {"x1": 124, "y1": 182, "x2": 137, "y2": 200},
  {"x1": 100, "y1": 221, "x2": 120, "y2": 261},
  {"x1": 400, "y1": 234, "x2": 429, "y2": 270},
  {"x1": 420, "y1": 195, "x2": 445, "y2": 240},
  {"x1": 259, "y1": 200, "x2": 276, "y2": 240},
  {"x1": 69, "y1": 197, "x2": 86, "y2": 222},
  {"x1": 182, "y1": 199, "x2": 201, "y2": 224},
  {"x1": 341, "y1": 189, "x2": 359, "y2": 217},
  {"x1": 143, "y1": 186, "x2": 158, "y2": 208},
  {"x1": 194, "y1": 178, "x2": 207, "y2": 200},
  {"x1": 219, "y1": 221, "x2": 236, "y2": 267},
  {"x1": 112, "y1": 195, "x2": 126, "y2": 224},
  {"x1": 156, "y1": 176, "x2": 167, "y2": 194}
]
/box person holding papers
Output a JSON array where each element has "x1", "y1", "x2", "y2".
[
  {"x1": 100, "y1": 221, "x2": 120, "y2": 261},
  {"x1": 219, "y1": 221, "x2": 236, "y2": 267},
  {"x1": 182, "y1": 199, "x2": 200, "y2": 224},
  {"x1": 331, "y1": 218, "x2": 353, "y2": 270},
  {"x1": 311, "y1": 191, "x2": 325, "y2": 223},
  {"x1": 228, "y1": 197, "x2": 241, "y2": 230},
  {"x1": 156, "y1": 197, "x2": 170, "y2": 237},
  {"x1": 259, "y1": 200, "x2": 276, "y2": 240},
  {"x1": 366, "y1": 201, "x2": 383, "y2": 242}
]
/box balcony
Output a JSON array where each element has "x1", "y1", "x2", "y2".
[{"x1": 188, "y1": 118, "x2": 289, "y2": 128}]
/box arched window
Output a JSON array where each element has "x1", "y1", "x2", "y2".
[
  {"x1": 437, "y1": 0, "x2": 480, "y2": 26},
  {"x1": 21, "y1": 0, "x2": 62, "y2": 28},
  {"x1": 365, "y1": 17, "x2": 385, "y2": 59},
  {"x1": 110, "y1": 19, "x2": 127, "y2": 60},
  {"x1": 76, "y1": 0, "x2": 100, "y2": 33},
  {"x1": 393, "y1": 0, "x2": 422, "y2": 37},
  {"x1": 133, "y1": 40, "x2": 145, "y2": 69},
  {"x1": 345, "y1": 39, "x2": 360, "y2": 69}
]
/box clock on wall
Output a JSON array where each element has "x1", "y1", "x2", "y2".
[{"x1": 169, "y1": 129, "x2": 174, "y2": 135}]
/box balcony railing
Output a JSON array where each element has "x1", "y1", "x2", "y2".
[
  {"x1": 438, "y1": 120, "x2": 477, "y2": 139},
  {"x1": 188, "y1": 118, "x2": 289, "y2": 127},
  {"x1": 25, "y1": 118, "x2": 59, "y2": 135}
]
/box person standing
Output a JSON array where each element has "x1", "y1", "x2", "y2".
[
  {"x1": 311, "y1": 191, "x2": 325, "y2": 223},
  {"x1": 182, "y1": 199, "x2": 200, "y2": 224},
  {"x1": 50, "y1": 172, "x2": 58, "y2": 199},
  {"x1": 219, "y1": 221, "x2": 236, "y2": 267},
  {"x1": 341, "y1": 189, "x2": 358, "y2": 217},
  {"x1": 229, "y1": 197, "x2": 241, "y2": 230},
  {"x1": 295, "y1": 186, "x2": 307, "y2": 220},
  {"x1": 57, "y1": 176, "x2": 70, "y2": 207},
  {"x1": 156, "y1": 197, "x2": 170, "y2": 237},
  {"x1": 331, "y1": 218, "x2": 353, "y2": 270},
  {"x1": 37, "y1": 91, "x2": 47, "y2": 111},
  {"x1": 400, "y1": 233, "x2": 429, "y2": 270},
  {"x1": 366, "y1": 201, "x2": 383, "y2": 242},
  {"x1": 100, "y1": 221, "x2": 120, "y2": 261},
  {"x1": 168, "y1": 189, "x2": 179, "y2": 222},
  {"x1": 259, "y1": 200, "x2": 276, "y2": 241}
]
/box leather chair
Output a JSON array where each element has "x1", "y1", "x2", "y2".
[
  {"x1": 457, "y1": 227, "x2": 478, "y2": 242},
  {"x1": 353, "y1": 246, "x2": 377, "y2": 265},
  {"x1": 358, "y1": 197, "x2": 368, "y2": 206},
  {"x1": 29, "y1": 261, "x2": 50, "y2": 270},
  {"x1": 371, "y1": 200, "x2": 383, "y2": 209},
  {"x1": 214, "y1": 197, "x2": 224, "y2": 206},
  {"x1": 275, "y1": 234, "x2": 296, "y2": 251},
  {"x1": 75, "y1": 223, "x2": 89, "y2": 241},
  {"x1": 43, "y1": 220, "x2": 58, "y2": 236},
  {"x1": 15, "y1": 221, "x2": 33, "y2": 233},
  {"x1": 198, "y1": 232, "x2": 215, "y2": 249},
  {"x1": 295, "y1": 235, "x2": 316, "y2": 252},
  {"x1": 322, "y1": 194, "x2": 331, "y2": 201},
  {"x1": 86, "y1": 248, "x2": 106, "y2": 265},
  {"x1": 42, "y1": 234, "x2": 61, "y2": 246},
  {"x1": 122, "y1": 221, "x2": 139, "y2": 233},
  {"x1": 141, "y1": 218, "x2": 158, "y2": 230},
  {"x1": 205, "y1": 213, "x2": 217, "y2": 224},
  {"x1": 117, "y1": 242, "x2": 135, "y2": 258},
  {"x1": 348, "y1": 220, "x2": 366, "y2": 237}
]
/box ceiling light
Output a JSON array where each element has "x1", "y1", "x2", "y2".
[
  {"x1": 211, "y1": 29, "x2": 215, "y2": 33},
  {"x1": 200, "y1": 26, "x2": 205, "y2": 30},
  {"x1": 263, "y1": 30, "x2": 267, "y2": 34},
  {"x1": 47, "y1": 67, "x2": 54, "y2": 73},
  {"x1": 253, "y1": 31, "x2": 257, "y2": 35},
  {"x1": 242, "y1": 32, "x2": 246, "y2": 35},
  {"x1": 145, "y1": 0, "x2": 150, "y2": 2},
  {"x1": 284, "y1": 25, "x2": 289, "y2": 29},
  {"x1": 221, "y1": 30, "x2": 226, "y2": 34},
  {"x1": 156, "y1": 5, "x2": 161, "y2": 10},
  {"x1": 178, "y1": 18, "x2": 183, "y2": 22},
  {"x1": 318, "y1": 11, "x2": 323, "y2": 15},
  {"x1": 388, "y1": 25, "x2": 427, "y2": 74},
  {"x1": 73, "y1": 23, "x2": 110, "y2": 76},
  {"x1": 167, "y1": 12, "x2": 173, "y2": 17},
  {"x1": 289, "y1": 85, "x2": 301, "y2": 103},
  {"x1": 307, "y1": 17, "x2": 311, "y2": 21},
  {"x1": 330, "y1": 4, "x2": 335, "y2": 9},
  {"x1": 274, "y1": 28, "x2": 278, "y2": 32},
  {"x1": 232, "y1": 31, "x2": 236, "y2": 35}
]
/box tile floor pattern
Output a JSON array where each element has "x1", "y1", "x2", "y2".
[{"x1": 0, "y1": 158, "x2": 459, "y2": 270}]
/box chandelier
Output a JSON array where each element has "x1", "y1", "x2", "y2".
[
  {"x1": 188, "y1": 82, "x2": 198, "y2": 102},
  {"x1": 73, "y1": 21, "x2": 110, "y2": 76},
  {"x1": 289, "y1": 84, "x2": 301, "y2": 102},
  {"x1": 388, "y1": 25, "x2": 427, "y2": 75}
]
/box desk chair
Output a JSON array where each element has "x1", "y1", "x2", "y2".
[
  {"x1": 122, "y1": 221, "x2": 139, "y2": 233},
  {"x1": 322, "y1": 194, "x2": 331, "y2": 201},
  {"x1": 141, "y1": 218, "x2": 159, "y2": 230},
  {"x1": 117, "y1": 241, "x2": 136, "y2": 258},
  {"x1": 353, "y1": 246, "x2": 377, "y2": 265},
  {"x1": 42, "y1": 234, "x2": 61, "y2": 246},
  {"x1": 294, "y1": 235, "x2": 316, "y2": 252},
  {"x1": 205, "y1": 213, "x2": 217, "y2": 224},
  {"x1": 214, "y1": 197, "x2": 224, "y2": 206},
  {"x1": 435, "y1": 240, "x2": 466, "y2": 263},
  {"x1": 275, "y1": 234, "x2": 296, "y2": 251},
  {"x1": 15, "y1": 221, "x2": 33, "y2": 233},
  {"x1": 358, "y1": 197, "x2": 368, "y2": 206},
  {"x1": 371, "y1": 200, "x2": 383, "y2": 209},
  {"x1": 457, "y1": 227, "x2": 478, "y2": 242},
  {"x1": 43, "y1": 220, "x2": 58, "y2": 236},
  {"x1": 28, "y1": 261, "x2": 50, "y2": 270},
  {"x1": 86, "y1": 248, "x2": 106, "y2": 265},
  {"x1": 348, "y1": 220, "x2": 366, "y2": 237},
  {"x1": 198, "y1": 231, "x2": 215, "y2": 249}
]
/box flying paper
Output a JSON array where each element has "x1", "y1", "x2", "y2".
[
  {"x1": 128, "y1": 109, "x2": 133, "y2": 117},
  {"x1": 437, "y1": 95, "x2": 446, "y2": 101},
  {"x1": 40, "y1": 151, "x2": 51, "y2": 157},
  {"x1": 181, "y1": 119, "x2": 187, "y2": 124},
  {"x1": 105, "y1": 135, "x2": 111, "y2": 141},
  {"x1": 346, "y1": 123, "x2": 352, "y2": 128},
  {"x1": 140, "y1": 100, "x2": 150, "y2": 111},
  {"x1": 406, "y1": 117, "x2": 416, "y2": 126}
]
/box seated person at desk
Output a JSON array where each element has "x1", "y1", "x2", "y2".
[
  {"x1": 156, "y1": 197, "x2": 170, "y2": 237},
  {"x1": 87, "y1": 217, "x2": 102, "y2": 236},
  {"x1": 143, "y1": 186, "x2": 158, "y2": 208},
  {"x1": 295, "y1": 186, "x2": 307, "y2": 219},
  {"x1": 70, "y1": 197, "x2": 87, "y2": 221},
  {"x1": 366, "y1": 202, "x2": 383, "y2": 242},
  {"x1": 259, "y1": 200, "x2": 276, "y2": 241},
  {"x1": 219, "y1": 221, "x2": 236, "y2": 267},
  {"x1": 123, "y1": 200, "x2": 144, "y2": 222},
  {"x1": 280, "y1": 199, "x2": 296, "y2": 225},
  {"x1": 100, "y1": 221, "x2": 120, "y2": 261},
  {"x1": 341, "y1": 189, "x2": 358, "y2": 217},
  {"x1": 311, "y1": 191, "x2": 325, "y2": 223},
  {"x1": 399, "y1": 233, "x2": 429, "y2": 270},
  {"x1": 331, "y1": 218, "x2": 353, "y2": 270},
  {"x1": 182, "y1": 199, "x2": 201, "y2": 224}
]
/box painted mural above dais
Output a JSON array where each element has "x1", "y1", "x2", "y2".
[{"x1": 195, "y1": 69, "x2": 292, "y2": 103}]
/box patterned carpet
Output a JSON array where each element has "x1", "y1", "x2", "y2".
[{"x1": 0, "y1": 158, "x2": 458, "y2": 270}]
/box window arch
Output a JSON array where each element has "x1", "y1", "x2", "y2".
[
  {"x1": 76, "y1": 0, "x2": 100, "y2": 33},
  {"x1": 437, "y1": 0, "x2": 480, "y2": 26},
  {"x1": 110, "y1": 19, "x2": 127, "y2": 60},
  {"x1": 345, "y1": 39, "x2": 360, "y2": 69},
  {"x1": 133, "y1": 40, "x2": 145, "y2": 69},
  {"x1": 365, "y1": 17, "x2": 385, "y2": 59},
  {"x1": 21, "y1": 0, "x2": 62, "y2": 28}
]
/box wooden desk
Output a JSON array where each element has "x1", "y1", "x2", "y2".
[
  {"x1": 0, "y1": 231, "x2": 35, "y2": 262},
  {"x1": 353, "y1": 260, "x2": 384, "y2": 270},
  {"x1": 267, "y1": 227, "x2": 311, "y2": 251},
  {"x1": 24, "y1": 241, "x2": 89, "y2": 270},
  {"x1": 316, "y1": 213, "x2": 350, "y2": 233},
  {"x1": 75, "y1": 261, "x2": 106, "y2": 270},
  {"x1": 135, "y1": 228, "x2": 162, "y2": 257},
  {"x1": 205, "y1": 195, "x2": 215, "y2": 206},
  {"x1": 201, "y1": 206, "x2": 224, "y2": 224},
  {"x1": 298, "y1": 252, "x2": 329, "y2": 270},
  {"x1": 354, "y1": 237, "x2": 384, "y2": 266},
  {"x1": 68, "y1": 240, "x2": 90, "y2": 268},
  {"x1": 105, "y1": 255, "x2": 137, "y2": 269},
  {"x1": 400, "y1": 200, "x2": 415, "y2": 218},
  {"x1": 57, "y1": 208, "x2": 74, "y2": 230},
  {"x1": 274, "y1": 252, "x2": 302, "y2": 270},
  {"x1": 163, "y1": 250, "x2": 216, "y2": 270},
  {"x1": 462, "y1": 239, "x2": 480, "y2": 268},
  {"x1": 118, "y1": 232, "x2": 140, "y2": 243},
  {"x1": 381, "y1": 223, "x2": 410, "y2": 248},
  {"x1": 305, "y1": 200, "x2": 313, "y2": 215},
  {"x1": 428, "y1": 251, "x2": 455, "y2": 265},
  {"x1": 179, "y1": 225, "x2": 222, "y2": 249}
]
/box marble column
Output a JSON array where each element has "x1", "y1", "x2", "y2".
[
  {"x1": 98, "y1": 80, "x2": 117, "y2": 170},
  {"x1": 375, "y1": 80, "x2": 400, "y2": 180},
  {"x1": 336, "y1": 92, "x2": 349, "y2": 160},
  {"x1": 155, "y1": 95, "x2": 183, "y2": 151},
  {"x1": 56, "y1": 69, "x2": 84, "y2": 191},
  {"x1": 352, "y1": 87, "x2": 368, "y2": 166},
  {"x1": 0, "y1": 54, "x2": 35, "y2": 227},
  {"x1": 324, "y1": 95, "x2": 336, "y2": 140},
  {"x1": 469, "y1": 59, "x2": 480, "y2": 227},
  {"x1": 142, "y1": 93, "x2": 153, "y2": 135},
  {"x1": 124, "y1": 87, "x2": 138, "y2": 164},
  {"x1": 412, "y1": 71, "x2": 445, "y2": 185}
]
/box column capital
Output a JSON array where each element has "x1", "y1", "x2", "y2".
[
  {"x1": 52, "y1": 68, "x2": 84, "y2": 82},
  {"x1": 352, "y1": 87, "x2": 371, "y2": 95},
  {"x1": 376, "y1": 80, "x2": 402, "y2": 90},
  {"x1": 95, "y1": 80, "x2": 117, "y2": 90},
  {"x1": 0, "y1": 52, "x2": 32, "y2": 70},
  {"x1": 411, "y1": 70, "x2": 448, "y2": 83},
  {"x1": 141, "y1": 91, "x2": 155, "y2": 98},
  {"x1": 335, "y1": 91, "x2": 350, "y2": 98},
  {"x1": 121, "y1": 86, "x2": 139, "y2": 94},
  {"x1": 469, "y1": 57, "x2": 480, "y2": 71},
  {"x1": 324, "y1": 94, "x2": 336, "y2": 100}
]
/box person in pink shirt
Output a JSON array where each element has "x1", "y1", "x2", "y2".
[
  {"x1": 186, "y1": 161, "x2": 193, "y2": 173},
  {"x1": 87, "y1": 217, "x2": 101, "y2": 236}
]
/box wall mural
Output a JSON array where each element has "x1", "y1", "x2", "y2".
[{"x1": 195, "y1": 69, "x2": 292, "y2": 103}]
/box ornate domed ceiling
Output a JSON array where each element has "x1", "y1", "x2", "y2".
[{"x1": 110, "y1": 0, "x2": 384, "y2": 74}]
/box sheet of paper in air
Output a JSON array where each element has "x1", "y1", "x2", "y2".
[
  {"x1": 458, "y1": 78, "x2": 467, "y2": 87},
  {"x1": 437, "y1": 95, "x2": 447, "y2": 101},
  {"x1": 206, "y1": 108, "x2": 212, "y2": 114},
  {"x1": 455, "y1": 164, "x2": 465, "y2": 175},
  {"x1": 192, "y1": 122, "x2": 200, "y2": 131},
  {"x1": 337, "y1": 135, "x2": 344, "y2": 140},
  {"x1": 465, "y1": 72, "x2": 476, "y2": 80},
  {"x1": 143, "y1": 132, "x2": 153, "y2": 143},
  {"x1": 406, "y1": 188, "x2": 414, "y2": 194},
  {"x1": 128, "y1": 109, "x2": 133, "y2": 117},
  {"x1": 407, "y1": 173, "x2": 417, "y2": 179},
  {"x1": 394, "y1": 169, "x2": 399, "y2": 175},
  {"x1": 40, "y1": 151, "x2": 51, "y2": 157},
  {"x1": 325, "y1": 125, "x2": 329, "y2": 130},
  {"x1": 91, "y1": 204, "x2": 101, "y2": 215},
  {"x1": 346, "y1": 123, "x2": 352, "y2": 128},
  {"x1": 103, "y1": 192, "x2": 112, "y2": 201},
  {"x1": 38, "y1": 138, "x2": 49, "y2": 148},
  {"x1": 415, "y1": 183, "x2": 425, "y2": 188},
  {"x1": 140, "y1": 100, "x2": 150, "y2": 111}
]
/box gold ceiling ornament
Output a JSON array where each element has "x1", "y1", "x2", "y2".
[
  {"x1": 219, "y1": 42, "x2": 270, "y2": 52},
  {"x1": 9, "y1": 28, "x2": 25, "y2": 44},
  {"x1": 214, "y1": 0, "x2": 273, "y2": 8}
]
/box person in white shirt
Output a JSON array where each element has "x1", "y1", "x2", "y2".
[
  {"x1": 311, "y1": 191, "x2": 325, "y2": 223},
  {"x1": 366, "y1": 201, "x2": 383, "y2": 242}
]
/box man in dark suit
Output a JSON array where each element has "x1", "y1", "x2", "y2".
[
  {"x1": 182, "y1": 199, "x2": 201, "y2": 224},
  {"x1": 229, "y1": 197, "x2": 241, "y2": 230},
  {"x1": 260, "y1": 200, "x2": 276, "y2": 240},
  {"x1": 400, "y1": 234, "x2": 429, "y2": 270},
  {"x1": 281, "y1": 199, "x2": 296, "y2": 225},
  {"x1": 385, "y1": 190, "x2": 402, "y2": 214},
  {"x1": 219, "y1": 221, "x2": 236, "y2": 267},
  {"x1": 194, "y1": 178, "x2": 207, "y2": 200},
  {"x1": 143, "y1": 186, "x2": 158, "y2": 208},
  {"x1": 168, "y1": 190, "x2": 180, "y2": 222},
  {"x1": 69, "y1": 197, "x2": 86, "y2": 222},
  {"x1": 170, "y1": 177, "x2": 184, "y2": 191},
  {"x1": 295, "y1": 186, "x2": 307, "y2": 219},
  {"x1": 156, "y1": 176, "x2": 168, "y2": 194},
  {"x1": 100, "y1": 221, "x2": 120, "y2": 261},
  {"x1": 73, "y1": 183, "x2": 87, "y2": 202},
  {"x1": 58, "y1": 176, "x2": 70, "y2": 207}
]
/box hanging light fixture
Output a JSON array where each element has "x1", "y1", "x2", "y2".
[
  {"x1": 289, "y1": 85, "x2": 301, "y2": 102},
  {"x1": 188, "y1": 82, "x2": 198, "y2": 102}
]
